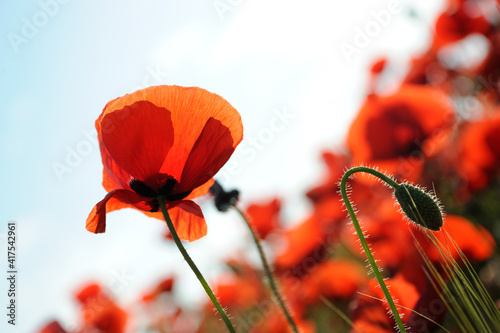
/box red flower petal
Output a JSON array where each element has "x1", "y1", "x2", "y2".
[
  {"x1": 351, "y1": 275, "x2": 420, "y2": 331},
  {"x1": 275, "y1": 215, "x2": 325, "y2": 272},
  {"x1": 184, "y1": 178, "x2": 214, "y2": 200},
  {"x1": 246, "y1": 198, "x2": 282, "y2": 239},
  {"x1": 302, "y1": 259, "x2": 367, "y2": 301},
  {"x1": 75, "y1": 283, "x2": 102, "y2": 304},
  {"x1": 86, "y1": 190, "x2": 151, "y2": 233},
  {"x1": 100, "y1": 101, "x2": 174, "y2": 188},
  {"x1": 459, "y1": 113, "x2": 500, "y2": 192},
  {"x1": 142, "y1": 277, "x2": 175, "y2": 302},
  {"x1": 426, "y1": 215, "x2": 495, "y2": 263},
  {"x1": 100, "y1": 86, "x2": 243, "y2": 183},
  {"x1": 167, "y1": 200, "x2": 207, "y2": 242},
  {"x1": 174, "y1": 117, "x2": 234, "y2": 193}
]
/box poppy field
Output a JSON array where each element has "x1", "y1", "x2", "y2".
[{"x1": 5, "y1": 0, "x2": 500, "y2": 333}]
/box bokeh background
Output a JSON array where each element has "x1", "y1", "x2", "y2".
[{"x1": 1, "y1": 0, "x2": 445, "y2": 332}]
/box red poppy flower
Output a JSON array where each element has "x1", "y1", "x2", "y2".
[
  {"x1": 246, "y1": 198, "x2": 282, "y2": 239},
  {"x1": 86, "y1": 85, "x2": 243, "y2": 241},
  {"x1": 458, "y1": 113, "x2": 500, "y2": 192},
  {"x1": 432, "y1": 0, "x2": 491, "y2": 50},
  {"x1": 347, "y1": 85, "x2": 454, "y2": 181},
  {"x1": 75, "y1": 283, "x2": 128, "y2": 333}
]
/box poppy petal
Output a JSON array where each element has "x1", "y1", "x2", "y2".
[
  {"x1": 86, "y1": 190, "x2": 150, "y2": 233},
  {"x1": 99, "y1": 136, "x2": 134, "y2": 192},
  {"x1": 98, "y1": 86, "x2": 243, "y2": 182},
  {"x1": 185, "y1": 178, "x2": 215, "y2": 200},
  {"x1": 94, "y1": 99, "x2": 134, "y2": 192},
  {"x1": 167, "y1": 200, "x2": 207, "y2": 242},
  {"x1": 175, "y1": 118, "x2": 234, "y2": 193},
  {"x1": 429, "y1": 215, "x2": 495, "y2": 263},
  {"x1": 100, "y1": 100, "x2": 174, "y2": 188},
  {"x1": 246, "y1": 198, "x2": 282, "y2": 239}
]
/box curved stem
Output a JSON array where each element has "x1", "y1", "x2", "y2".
[
  {"x1": 234, "y1": 206, "x2": 299, "y2": 333},
  {"x1": 157, "y1": 195, "x2": 236, "y2": 333},
  {"x1": 340, "y1": 166, "x2": 407, "y2": 333}
]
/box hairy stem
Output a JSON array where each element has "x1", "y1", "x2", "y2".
[
  {"x1": 158, "y1": 195, "x2": 236, "y2": 333},
  {"x1": 340, "y1": 166, "x2": 407, "y2": 333},
  {"x1": 234, "y1": 206, "x2": 299, "y2": 333}
]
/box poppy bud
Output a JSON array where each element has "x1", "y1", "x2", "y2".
[
  {"x1": 209, "y1": 181, "x2": 239, "y2": 212},
  {"x1": 394, "y1": 183, "x2": 443, "y2": 231}
]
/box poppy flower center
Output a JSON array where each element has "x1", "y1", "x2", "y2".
[
  {"x1": 366, "y1": 105, "x2": 426, "y2": 159},
  {"x1": 129, "y1": 178, "x2": 192, "y2": 212}
]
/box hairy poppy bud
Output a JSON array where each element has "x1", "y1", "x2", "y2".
[{"x1": 394, "y1": 183, "x2": 443, "y2": 231}]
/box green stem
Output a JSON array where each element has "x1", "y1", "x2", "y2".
[
  {"x1": 234, "y1": 206, "x2": 299, "y2": 333},
  {"x1": 157, "y1": 195, "x2": 236, "y2": 333},
  {"x1": 340, "y1": 166, "x2": 407, "y2": 333}
]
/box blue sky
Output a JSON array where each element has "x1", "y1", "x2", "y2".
[{"x1": 0, "y1": 0, "x2": 443, "y2": 331}]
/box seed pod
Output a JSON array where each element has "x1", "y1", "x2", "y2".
[{"x1": 394, "y1": 183, "x2": 443, "y2": 231}]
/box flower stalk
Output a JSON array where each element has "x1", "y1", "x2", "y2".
[
  {"x1": 340, "y1": 166, "x2": 407, "y2": 333},
  {"x1": 233, "y1": 206, "x2": 299, "y2": 333},
  {"x1": 157, "y1": 195, "x2": 236, "y2": 333}
]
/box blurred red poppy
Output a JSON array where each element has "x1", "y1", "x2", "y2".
[
  {"x1": 38, "y1": 321, "x2": 67, "y2": 333},
  {"x1": 420, "y1": 215, "x2": 495, "y2": 264},
  {"x1": 347, "y1": 85, "x2": 454, "y2": 181},
  {"x1": 141, "y1": 277, "x2": 175, "y2": 302},
  {"x1": 86, "y1": 85, "x2": 243, "y2": 241},
  {"x1": 274, "y1": 215, "x2": 327, "y2": 275},
  {"x1": 246, "y1": 198, "x2": 282, "y2": 239},
  {"x1": 432, "y1": 0, "x2": 491, "y2": 50},
  {"x1": 75, "y1": 283, "x2": 128, "y2": 333},
  {"x1": 351, "y1": 275, "x2": 420, "y2": 333},
  {"x1": 458, "y1": 113, "x2": 500, "y2": 192},
  {"x1": 249, "y1": 313, "x2": 316, "y2": 333},
  {"x1": 213, "y1": 274, "x2": 262, "y2": 310},
  {"x1": 301, "y1": 259, "x2": 367, "y2": 301}
]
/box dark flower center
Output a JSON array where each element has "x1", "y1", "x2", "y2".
[
  {"x1": 366, "y1": 105, "x2": 426, "y2": 159},
  {"x1": 129, "y1": 178, "x2": 192, "y2": 212}
]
